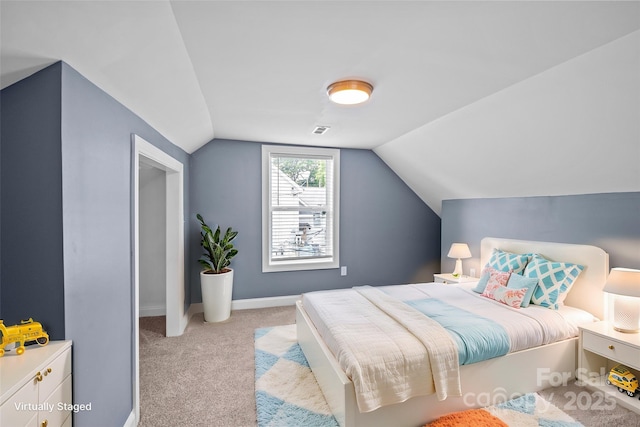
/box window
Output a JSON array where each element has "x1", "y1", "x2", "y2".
[{"x1": 262, "y1": 145, "x2": 340, "y2": 272}]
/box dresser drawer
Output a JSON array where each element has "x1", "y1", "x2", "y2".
[
  {"x1": 583, "y1": 331, "x2": 640, "y2": 370},
  {"x1": 38, "y1": 347, "x2": 72, "y2": 400},
  {"x1": 40, "y1": 375, "x2": 72, "y2": 427},
  {"x1": 0, "y1": 378, "x2": 38, "y2": 427}
]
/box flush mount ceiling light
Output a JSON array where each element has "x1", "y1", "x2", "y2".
[{"x1": 327, "y1": 80, "x2": 373, "y2": 105}]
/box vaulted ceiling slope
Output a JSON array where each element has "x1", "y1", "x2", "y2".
[{"x1": 2, "y1": 1, "x2": 639, "y2": 214}]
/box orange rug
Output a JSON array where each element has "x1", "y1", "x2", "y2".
[
  {"x1": 425, "y1": 408, "x2": 508, "y2": 427},
  {"x1": 424, "y1": 393, "x2": 584, "y2": 426}
]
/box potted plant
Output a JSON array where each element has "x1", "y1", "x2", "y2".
[{"x1": 197, "y1": 214, "x2": 238, "y2": 322}]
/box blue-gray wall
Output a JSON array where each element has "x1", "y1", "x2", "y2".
[
  {"x1": 189, "y1": 139, "x2": 441, "y2": 301},
  {"x1": 1, "y1": 62, "x2": 191, "y2": 427},
  {"x1": 60, "y1": 62, "x2": 190, "y2": 426},
  {"x1": 1, "y1": 62, "x2": 65, "y2": 338},
  {"x1": 441, "y1": 192, "x2": 640, "y2": 275}
]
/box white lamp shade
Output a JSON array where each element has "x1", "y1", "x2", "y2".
[
  {"x1": 603, "y1": 268, "x2": 640, "y2": 297},
  {"x1": 447, "y1": 243, "x2": 472, "y2": 259},
  {"x1": 604, "y1": 268, "x2": 640, "y2": 333}
]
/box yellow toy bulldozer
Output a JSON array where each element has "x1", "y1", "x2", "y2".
[{"x1": 0, "y1": 318, "x2": 49, "y2": 356}]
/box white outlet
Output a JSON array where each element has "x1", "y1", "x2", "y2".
[
  {"x1": 470, "y1": 268, "x2": 476, "y2": 277},
  {"x1": 341, "y1": 266, "x2": 347, "y2": 276}
]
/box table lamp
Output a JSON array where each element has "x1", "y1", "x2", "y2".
[
  {"x1": 448, "y1": 243, "x2": 472, "y2": 278},
  {"x1": 603, "y1": 268, "x2": 640, "y2": 333}
]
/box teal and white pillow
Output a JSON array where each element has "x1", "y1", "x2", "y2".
[
  {"x1": 472, "y1": 267, "x2": 492, "y2": 293},
  {"x1": 487, "y1": 249, "x2": 531, "y2": 275},
  {"x1": 505, "y1": 273, "x2": 538, "y2": 307},
  {"x1": 525, "y1": 254, "x2": 584, "y2": 309}
]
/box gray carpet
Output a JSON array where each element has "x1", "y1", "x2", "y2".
[
  {"x1": 538, "y1": 380, "x2": 640, "y2": 426},
  {"x1": 139, "y1": 306, "x2": 295, "y2": 427},
  {"x1": 140, "y1": 306, "x2": 640, "y2": 426}
]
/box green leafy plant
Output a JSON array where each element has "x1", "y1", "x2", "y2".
[{"x1": 197, "y1": 214, "x2": 238, "y2": 274}]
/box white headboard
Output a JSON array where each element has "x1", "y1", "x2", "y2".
[{"x1": 481, "y1": 237, "x2": 610, "y2": 320}]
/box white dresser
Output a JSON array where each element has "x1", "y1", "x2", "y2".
[{"x1": 1, "y1": 340, "x2": 72, "y2": 427}]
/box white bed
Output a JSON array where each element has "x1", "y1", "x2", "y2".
[{"x1": 296, "y1": 237, "x2": 610, "y2": 427}]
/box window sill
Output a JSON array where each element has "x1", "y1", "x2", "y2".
[{"x1": 262, "y1": 258, "x2": 339, "y2": 273}]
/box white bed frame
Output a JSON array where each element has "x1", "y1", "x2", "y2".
[{"x1": 296, "y1": 237, "x2": 609, "y2": 427}]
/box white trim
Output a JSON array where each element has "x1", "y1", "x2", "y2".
[
  {"x1": 261, "y1": 144, "x2": 340, "y2": 272},
  {"x1": 132, "y1": 134, "x2": 186, "y2": 427},
  {"x1": 139, "y1": 305, "x2": 167, "y2": 317},
  {"x1": 232, "y1": 294, "x2": 301, "y2": 310},
  {"x1": 123, "y1": 411, "x2": 136, "y2": 427},
  {"x1": 188, "y1": 295, "x2": 301, "y2": 317}
]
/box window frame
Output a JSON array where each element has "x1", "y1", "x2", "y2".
[{"x1": 261, "y1": 144, "x2": 340, "y2": 272}]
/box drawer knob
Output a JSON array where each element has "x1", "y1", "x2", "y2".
[
  {"x1": 44, "y1": 367, "x2": 52, "y2": 376},
  {"x1": 608, "y1": 345, "x2": 615, "y2": 350},
  {"x1": 41, "y1": 420, "x2": 48, "y2": 427},
  {"x1": 35, "y1": 372, "x2": 43, "y2": 382}
]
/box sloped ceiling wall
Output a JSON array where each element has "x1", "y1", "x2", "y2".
[
  {"x1": 375, "y1": 31, "x2": 640, "y2": 215},
  {"x1": 2, "y1": 2, "x2": 638, "y2": 216}
]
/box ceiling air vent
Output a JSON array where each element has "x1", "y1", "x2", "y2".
[{"x1": 312, "y1": 125, "x2": 331, "y2": 135}]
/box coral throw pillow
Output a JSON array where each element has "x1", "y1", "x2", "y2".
[
  {"x1": 491, "y1": 286, "x2": 528, "y2": 308},
  {"x1": 481, "y1": 269, "x2": 512, "y2": 299}
]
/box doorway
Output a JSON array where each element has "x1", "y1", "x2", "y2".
[
  {"x1": 133, "y1": 134, "x2": 186, "y2": 424},
  {"x1": 139, "y1": 163, "x2": 167, "y2": 317}
]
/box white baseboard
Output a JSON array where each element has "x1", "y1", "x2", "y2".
[
  {"x1": 187, "y1": 302, "x2": 202, "y2": 319},
  {"x1": 188, "y1": 294, "x2": 300, "y2": 318},
  {"x1": 123, "y1": 410, "x2": 136, "y2": 427},
  {"x1": 233, "y1": 294, "x2": 301, "y2": 310},
  {"x1": 139, "y1": 305, "x2": 166, "y2": 317}
]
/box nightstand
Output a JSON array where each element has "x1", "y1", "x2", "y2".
[
  {"x1": 578, "y1": 321, "x2": 640, "y2": 414},
  {"x1": 433, "y1": 273, "x2": 479, "y2": 284}
]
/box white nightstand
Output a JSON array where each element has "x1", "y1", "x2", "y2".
[
  {"x1": 433, "y1": 273, "x2": 479, "y2": 284},
  {"x1": 578, "y1": 321, "x2": 640, "y2": 414}
]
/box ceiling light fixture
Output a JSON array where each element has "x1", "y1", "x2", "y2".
[{"x1": 327, "y1": 80, "x2": 373, "y2": 105}]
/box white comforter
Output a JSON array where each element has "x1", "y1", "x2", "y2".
[
  {"x1": 383, "y1": 283, "x2": 579, "y2": 350},
  {"x1": 302, "y1": 285, "x2": 460, "y2": 413},
  {"x1": 301, "y1": 283, "x2": 588, "y2": 413}
]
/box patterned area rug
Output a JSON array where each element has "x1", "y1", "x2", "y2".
[
  {"x1": 255, "y1": 325, "x2": 339, "y2": 427},
  {"x1": 255, "y1": 325, "x2": 584, "y2": 427}
]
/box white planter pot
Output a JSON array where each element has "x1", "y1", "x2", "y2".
[{"x1": 200, "y1": 269, "x2": 234, "y2": 322}]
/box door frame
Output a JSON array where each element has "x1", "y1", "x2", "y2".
[{"x1": 132, "y1": 134, "x2": 186, "y2": 424}]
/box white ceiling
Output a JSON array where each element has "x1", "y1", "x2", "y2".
[{"x1": 2, "y1": 1, "x2": 639, "y2": 213}]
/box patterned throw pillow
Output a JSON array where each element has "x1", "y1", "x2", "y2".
[
  {"x1": 491, "y1": 286, "x2": 529, "y2": 309},
  {"x1": 487, "y1": 249, "x2": 531, "y2": 275},
  {"x1": 505, "y1": 274, "x2": 539, "y2": 308},
  {"x1": 525, "y1": 255, "x2": 584, "y2": 309},
  {"x1": 473, "y1": 266, "x2": 509, "y2": 294},
  {"x1": 481, "y1": 269, "x2": 512, "y2": 299}
]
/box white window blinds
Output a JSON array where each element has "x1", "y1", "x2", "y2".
[{"x1": 262, "y1": 145, "x2": 339, "y2": 272}]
